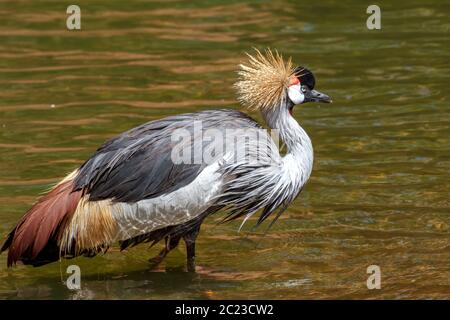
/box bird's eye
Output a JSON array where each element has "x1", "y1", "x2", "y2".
[{"x1": 301, "y1": 86, "x2": 307, "y2": 93}]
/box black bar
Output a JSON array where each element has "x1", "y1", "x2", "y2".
[{"x1": 0, "y1": 300, "x2": 445, "y2": 319}]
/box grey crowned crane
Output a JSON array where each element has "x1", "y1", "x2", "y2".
[{"x1": 1, "y1": 49, "x2": 331, "y2": 272}]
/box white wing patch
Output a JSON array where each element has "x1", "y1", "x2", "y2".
[{"x1": 112, "y1": 161, "x2": 223, "y2": 241}]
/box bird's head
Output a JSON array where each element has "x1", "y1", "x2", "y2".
[
  {"x1": 287, "y1": 66, "x2": 332, "y2": 108},
  {"x1": 235, "y1": 49, "x2": 331, "y2": 116}
]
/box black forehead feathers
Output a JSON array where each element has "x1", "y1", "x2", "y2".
[{"x1": 294, "y1": 66, "x2": 315, "y2": 89}]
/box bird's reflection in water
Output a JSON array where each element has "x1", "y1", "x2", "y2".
[{"x1": 8, "y1": 263, "x2": 242, "y2": 300}]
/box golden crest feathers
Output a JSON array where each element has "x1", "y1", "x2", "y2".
[{"x1": 234, "y1": 48, "x2": 295, "y2": 110}]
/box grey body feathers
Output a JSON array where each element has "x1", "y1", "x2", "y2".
[{"x1": 73, "y1": 108, "x2": 311, "y2": 247}]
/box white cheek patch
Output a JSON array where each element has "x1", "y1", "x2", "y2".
[{"x1": 288, "y1": 84, "x2": 305, "y2": 104}]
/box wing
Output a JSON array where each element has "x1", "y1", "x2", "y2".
[{"x1": 73, "y1": 109, "x2": 261, "y2": 203}]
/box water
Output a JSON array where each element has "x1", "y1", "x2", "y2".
[{"x1": 0, "y1": 0, "x2": 449, "y2": 299}]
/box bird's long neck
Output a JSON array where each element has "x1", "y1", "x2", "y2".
[{"x1": 261, "y1": 101, "x2": 314, "y2": 184}]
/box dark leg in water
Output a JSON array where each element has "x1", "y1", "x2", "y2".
[
  {"x1": 183, "y1": 226, "x2": 200, "y2": 272},
  {"x1": 148, "y1": 236, "x2": 180, "y2": 269}
]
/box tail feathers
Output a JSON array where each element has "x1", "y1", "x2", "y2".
[
  {"x1": 0, "y1": 231, "x2": 13, "y2": 253},
  {"x1": 1, "y1": 180, "x2": 82, "y2": 267}
]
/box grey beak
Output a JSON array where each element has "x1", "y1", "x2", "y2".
[{"x1": 310, "y1": 89, "x2": 332, "y2": 103}]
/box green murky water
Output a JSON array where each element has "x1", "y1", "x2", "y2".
[{"x1": 0, "y1": 0, "x2": 449, "y2": 299}]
